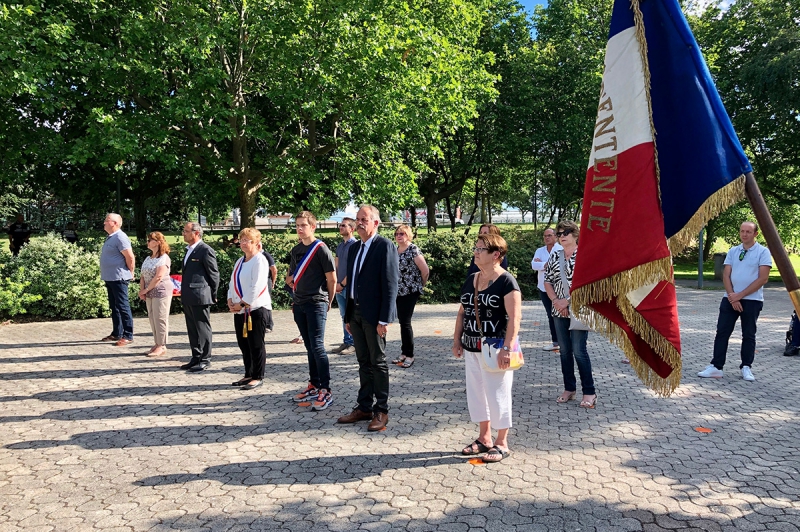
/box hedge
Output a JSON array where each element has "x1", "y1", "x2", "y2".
[{"x1": 0, "y1": 227, "x2": 548, "y2": 320}]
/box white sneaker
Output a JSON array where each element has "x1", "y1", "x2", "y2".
[
  {"x1": 697, "y1": 365, "x2": 723, "y2": 378},
  {"x1": 543, "y1": 344, "x2": 560, "y2": 352},
  {"x1": 741, "y1": 366, "x2": 755, "y2": 381}
]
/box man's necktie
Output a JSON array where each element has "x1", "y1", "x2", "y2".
[{"x1": 351, "y1": 244, "x2": 365, "y2": 302}]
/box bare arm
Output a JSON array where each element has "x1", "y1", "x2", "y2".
[
  {"x1": 545, "y1": 282, "x2": 569, "y2": 317},
  {"x1": 121, "y1": 248, "x2": 135, "y2": 275},
  {"x1": 269, "y1": 265, "x2": 277, "y2": 289},
  {"x1": 498, "y1": 290, "x2": 523, "y2": 369},
  {"x1": 414, "y1": 254, "x2": 430, "y2": 285},
  {"x1": 325, "y1": 271, "x2": 337, "y2": 309},
  {"x1": 452, "y1": 305, "x2": 465, "y2": 359},
  {"x1": 728, "y1": 265, "x2": 771, "y2": 304}
]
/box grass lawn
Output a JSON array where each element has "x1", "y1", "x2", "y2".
[{"x1": 674, "y1": 253, "x2": 800, "y2": 283}]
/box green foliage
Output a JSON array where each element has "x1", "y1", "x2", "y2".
[
  {"x1": 418, "y1": 231, "x2": 474, "y2": 303},
  {"x1": 2, "y1": 233, "x2": 109, "y2": 319},
  {"x1": 0, "y1": 272, "x2": 42, "y2": 317},
  {"x1": 502, "y1": 226, "x2": 543, "y2": 300}
]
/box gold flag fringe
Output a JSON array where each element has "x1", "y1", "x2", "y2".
[
  {"x1": 571, "y1": 256, "x2": 682, "y2": 397},
  {"x1": 631, "y1": 0, "x2": 662, "y2": 200},
  {"x1": 667, "y1": 175, "x2": 746, "y2": 256}
]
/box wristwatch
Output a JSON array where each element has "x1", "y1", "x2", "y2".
[{"x1": 502, "y1": 345, "x2": 510, "y2": 351}]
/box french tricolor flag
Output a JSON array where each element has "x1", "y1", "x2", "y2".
[{"x1": 571, "y1": 0, "x2": 752, "y2": 396}]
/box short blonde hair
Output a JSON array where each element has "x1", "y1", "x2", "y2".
[
  {"x1": 295, "y1": 211, "x2": 317, "y2": 227},
  {"x1": 238, "y1": 227, "x2": 262, "y2": 244},
  {"x1": 479, "y1": 223, "x2": 501, "y2": 236},
  {"x1": 394, "y1": 225, "x2": 413, "y2": 240}
]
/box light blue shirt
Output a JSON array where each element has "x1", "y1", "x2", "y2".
[
  {"x1": 723, "y1": 242, "x2": 772, "y2": 301},
  {"x1": 100, "y1": 230, "x2": 133, "y2": 281}
]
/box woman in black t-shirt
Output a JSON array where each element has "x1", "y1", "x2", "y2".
[{"x1": 453, "y1": 233, "x2": 522, "y2": 463}]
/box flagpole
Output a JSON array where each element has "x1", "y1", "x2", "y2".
[{"x1": 744, "y1": 172, "x2": 800, "y2": 316}]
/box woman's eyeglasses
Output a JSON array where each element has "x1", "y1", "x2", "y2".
[
  {"x1": 556, "y1": 229, "x2": 574, "y2": 237},
  {"x1": 473, "y1": 246, "x2": 490, "y2": 253}
]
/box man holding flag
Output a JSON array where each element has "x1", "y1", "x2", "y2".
[{"x1": 287, "y1": 211, "x2": 337, "y2": 411}]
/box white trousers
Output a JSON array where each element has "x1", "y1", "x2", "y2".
[{"x1": 465, "y1": 350, "x2": 514, "y2": 429}]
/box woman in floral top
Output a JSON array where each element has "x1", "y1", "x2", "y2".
[
  {"x1": 392, "y1": 225, "x2": 429, "y2": 368},
  {"x1": 139, "y1": 232, "x2": 173, "y2": 358}
]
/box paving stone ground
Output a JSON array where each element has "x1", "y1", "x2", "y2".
[{"x1": 1, "y1": 286, "x2": 800, "y2": 531}]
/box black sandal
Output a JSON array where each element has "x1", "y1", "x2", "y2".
[
  {"x1": 400, "y1": 357, "x2": 414, "y2": 368},
  {"x1": 231, "y1": 378, "x2": 251, "y2": 386},
  {"x1": 482, "y1": 446, "x2": 511, "y2": 463},
  {"x1": 461, "y1": 439, "x2": 491, "y2": 456}
]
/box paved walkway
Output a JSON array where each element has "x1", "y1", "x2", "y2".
[{"x1": 1, "y1": 287, "x2": 799, "y2": 531}]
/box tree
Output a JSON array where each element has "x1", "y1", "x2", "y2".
[
  {"x1": 692, "y1": 0, "x2": 800, "y2": 249},
  {"x1": 525, "y1": 0, "x2": 612, "y2": 218}
]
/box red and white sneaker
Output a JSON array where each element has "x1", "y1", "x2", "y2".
[
  {"x1": 293, "y1": 383, "x2": 318, "y2": 403},
  {"x1": 311, "y1": 390, "x2": 333, "y2": 411}
]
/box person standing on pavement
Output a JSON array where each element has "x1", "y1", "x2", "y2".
[
  {"x1": 139, "y1": 231, "x2": 173, "y2": 358},
  {"x1": 698, "y1": 221, "x2": 772, "y2": 381},
  {"x1": 332, "y1": 217, "x2": 357, "y2": 355},
  {"x1": 179, "y1": 222, "x2": 220, "y2": 372},
  {"x1": 100, "y1": 213, "x2": 136, "y2": 347},
  {"x1": 228, "y1": 228, "x2": 272, "y2": 390},
  {"x1": 286, "y1": 211, "x2": 337, "y2": 411},
  {"x1": 391, "y1": 224, "x2": 429, "y2": 369},
  {"x1": 337, "y1": 205, "x2": 399, "y2": 432},
  {"x1": 531, "y1": 228, "x2": 562, "y2": 352}
]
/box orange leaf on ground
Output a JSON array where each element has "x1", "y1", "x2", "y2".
[
  {"x1": 468, "y1": 458, "x2": 486, "y2": 465},
  {"x1": 695, "y1": 427, "x2": 713, "y2": 433}
]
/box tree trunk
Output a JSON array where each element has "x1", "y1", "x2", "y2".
[
  {"x1": 425, "y1": 196, "x2": 437, "y2": 231},
  {"x1": 237, "y1": 180, "x2": 258, "y2": 228},
  {"x1": 409, "y1": 206, "x2": 417, "y2": 228},
  {"x1": 132, "y1": 193, "x2": 148, "y2": 241}
]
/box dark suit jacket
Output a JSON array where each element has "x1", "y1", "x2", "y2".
[
  {"x1": 344, "y1": 234, "x2": 399, "y2": 326},
  {"x1": 180, "y1": 241, "x2": 220, "y2": 306}
]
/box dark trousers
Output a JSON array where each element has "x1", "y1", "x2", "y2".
[
  {"x1": 396, "y1": 292, "x2": 420, "y2": 357},
  {"x1": 293, "y1": 301, "x2": 330, "y2": 391},
  {"x1": 350, "y1": 305, "x2": 389, "y2": 414},
  {"x1": 712, "y1": 298, "x2": 763, "y2": 369},
  {"x1": 539, "y1": 290, "x2": 558, "y2": 344},
  {"x1": 554, "y1": 316, "x2": 595, "y2": 395},
  {"x1": 183, "y1": 304, "x2": 213, "y2": 363},
  {"x1": 105, "y1": 280, "x2": 133, "y2": 340},
  {"x1": 234, "y1": 307, "x2": 271, "y2": 380}
]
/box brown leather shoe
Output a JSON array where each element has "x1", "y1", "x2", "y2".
[
  {"x1": 367, "y1": 412, "x2": 388, "y2": 431},
  {"x1": 114, "y1": 338, "x2": 133, "y2": 346},
  {"x1": 337, "y1": 409, "x2": 373, "y2": 424},
  {"x1": 101, "y1": 335, "x2": 120, "y2": 342}
]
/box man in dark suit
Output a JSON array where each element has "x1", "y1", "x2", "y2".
[
  {"x1": 337, "y1": 205, "x2": 399, "y2": 431},
  {"x1": 179, "y1": 222, "x2": 220, "y2": 372}
]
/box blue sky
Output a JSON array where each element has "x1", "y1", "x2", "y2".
[{"x1": 517, "y1": 0, "x2": 548, "y2": 16}]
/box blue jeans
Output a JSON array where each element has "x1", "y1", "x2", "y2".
[
  {"x1": 539, "y1": 290, "x2": 558, "y2": 344},
  {"x1": 712, "y1": 298, "x2": 762, "y2": 369},
  {"x1": 293, "y1": 301, "x2": 331, "y2": 391},
  {"x1": 554, "y1": 316, "x2": 595, "y2": 395},
  {"x1": 335, "y1": 292, "x2": 353, "y2": 346},
  {"x1": 105, "y1": 280, "x2": 133, "y2": 340}
]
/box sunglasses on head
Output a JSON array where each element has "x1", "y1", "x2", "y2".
[{"x1": 556, "y1": 229, "x2": 574, "y2": 238}]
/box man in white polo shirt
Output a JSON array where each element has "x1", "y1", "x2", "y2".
[
  {"x1": 531, "y1": 228, "x2": 562, "y2": 351},
  {"x1": 698, "y1": 221, "x2": 772, "y2": 381}
]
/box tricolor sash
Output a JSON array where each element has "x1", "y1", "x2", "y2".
[{"x1": 292, "y1": 239, "x2": 325, "y2": 287}]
